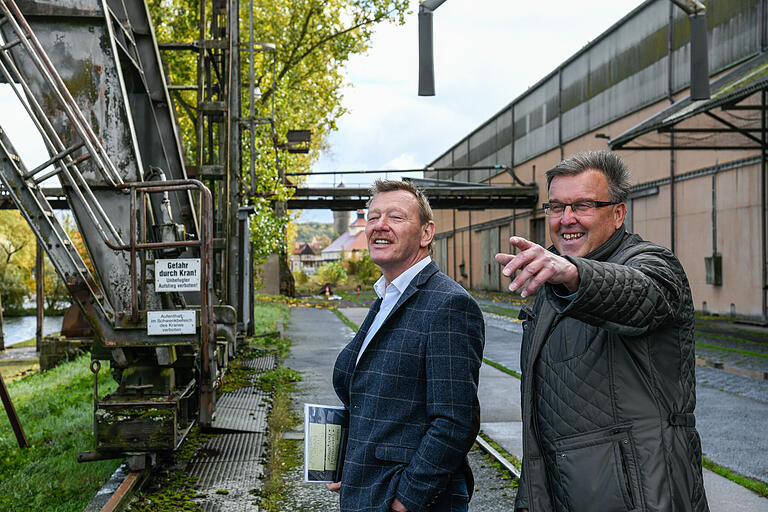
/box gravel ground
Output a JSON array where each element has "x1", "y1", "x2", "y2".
[{"x1": 279, "y1": 445, "x2": 518, "y2": 511}]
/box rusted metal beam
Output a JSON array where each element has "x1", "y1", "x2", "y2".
[
  {"x1": 36, "y1": 239, "x2": 43, "y2": 353},
  {"x1": 0, "y1": 372, "x2": 28, "y2": 448}
]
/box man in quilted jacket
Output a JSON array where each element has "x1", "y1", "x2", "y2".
[{"x1": 496, "y1": 150, "x2": 709, "y2": 512}]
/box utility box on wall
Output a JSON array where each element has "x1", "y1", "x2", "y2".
[{"x1": 705, "y1": 253, "x2": 722, "y2": 286}]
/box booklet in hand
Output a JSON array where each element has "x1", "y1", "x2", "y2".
[{"x1": 304, "y1": 403, "x2": 349, "y2": 483}]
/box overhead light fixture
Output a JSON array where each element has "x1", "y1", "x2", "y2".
[
  {"x1": 418, "y1": 0, "x2": 448, "y2": 96},
  {"x1": 670, "y1": 0, "x2": 710, "y2": 100}
]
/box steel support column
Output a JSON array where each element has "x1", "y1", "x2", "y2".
[
  {"x1": 762, "y1": 89, "x2": 767, "y2": 321},
  {"x1": 35, "y1": 239, "x2": 42, "y2": 352}
]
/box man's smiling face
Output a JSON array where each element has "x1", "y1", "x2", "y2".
[
  {"x1": 548, "y1": 169, "x2": 625, "y2": 257},
  {"x1": 365, "y1": 190, "x2": 433, "y2": 283}
]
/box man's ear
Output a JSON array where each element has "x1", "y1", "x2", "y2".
[
  {"x1": 614, "y1": 202, "x2": 627, "y2": 229},
  {"x1": 421, "y1": 220, "x2": 436, "y2": 248}
]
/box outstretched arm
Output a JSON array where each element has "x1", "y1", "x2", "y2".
[{"x1": 495, "y1": 236, "x2": 579, "y2": 297}]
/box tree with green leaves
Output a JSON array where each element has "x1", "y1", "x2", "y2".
[{"x1": 149, "y1": 0, "x2": 409, "y2": 261}]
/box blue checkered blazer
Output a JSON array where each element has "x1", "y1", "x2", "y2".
[{"x1": 333, "y1": 261, "x2": 485, "y2": 512}]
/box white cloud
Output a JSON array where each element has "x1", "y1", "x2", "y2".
[
  {"x1": 0, "y1": 84, "x2": 48, "y2": 169},
  {"x1": 314, "y1": 0, "x2": 646, "y2": 179},
  {"x1": 0, "y1": 1, "x2": 647, "y2": 226}
]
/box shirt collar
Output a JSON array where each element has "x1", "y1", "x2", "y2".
[{"x1": 373, "y1": 256, "x2": 432, "y2": 298}]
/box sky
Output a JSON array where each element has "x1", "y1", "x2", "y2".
[
  {"x1": 0, "y1": 0, "x2": 648, "y2": 223},
  {"x1": 301, "y1": 0, "x2": 647, "y2": 222}
]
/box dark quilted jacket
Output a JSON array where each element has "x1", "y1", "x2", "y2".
[{"x1": 514, "y1": 227, "x2": 709, "y2": 512}]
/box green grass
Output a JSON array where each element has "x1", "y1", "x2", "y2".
[
  {"x1": 253, "y1": 298, "x2": 291, "y2": 336},
  {"x1": 702, "y1": 457, "x2": 768, "y2": 498},
  {"x1": 481, "y1": 304, "x2": 522, "y2": 319},
  {"x1": 483, "y1": 358, "x2": 521, "y2": 379},
  {"x1": 257, "y1": 360, "x2": 303, "y2": 511},
  {"x1": 695, "y1": 330, "x2": 768, "y2": 348},
  {"x1": 0, "y1": 353, "x2": 120, "y2": 512},
  {"x1": 8, "y1": 336, "x2": 40, "y2": 349},
  {"x1": 695, "y1": 342, "x2": 768, "y2": 360},
  {"x1": 0, "y1": 359, "x2": 39, "y2": 381},
  {"x1": 331, "y1": 308, "x2": 360, "y2": 332},
  {"x1": 477, "y1": 431, "x2": 520, "y2": 486}
]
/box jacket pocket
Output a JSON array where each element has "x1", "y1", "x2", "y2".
[
  {"x1": 374, "y1": 444, "x2": 417, "y2": 464},
  {"x1": 555, "y1": 424, "x2": 639, "y2": 512}
]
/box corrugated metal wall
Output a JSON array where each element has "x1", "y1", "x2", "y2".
[{"x1": 426, "y1": 0, "x2": 763, "y2": 177}]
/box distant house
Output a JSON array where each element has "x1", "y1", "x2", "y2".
[
  {"x1": 320, "y1": 210, "x2": 367, "y2": 263},
  {"x1": 290, "y1": 240, "x2": 324, "y2": 274}
]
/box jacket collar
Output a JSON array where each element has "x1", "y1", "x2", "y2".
[
  {"x1": 387, "y1": 259, "x2": 439, "y2": 319},
  {"x1": 549, "y1": 224, "x2": 627, "y2": 262}
]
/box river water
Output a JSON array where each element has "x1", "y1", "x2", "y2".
[{"x1": 1, "y1": 316, "x2": 63, "y2": 347}]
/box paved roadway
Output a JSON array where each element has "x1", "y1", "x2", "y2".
[
  {"x1": 283, "y1": 307, "x2": 518, "y2": 511},
  {"x1": 338, "y1": 307, "x2": 768, "y2": 512}
]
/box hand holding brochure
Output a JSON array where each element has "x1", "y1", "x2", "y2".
[{"x1": 304, "y1": 403, "x2": 349, "y2": 483}]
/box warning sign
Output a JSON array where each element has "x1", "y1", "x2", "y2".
[
  {"x1": 147, "y1": 310, "x2": 196, "y2": 335},
  {"x1": 155, "y1": 258, "x2": 201, "y2": 292}
]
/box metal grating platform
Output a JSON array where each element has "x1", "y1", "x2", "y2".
[
  {"x1": 188, "y1": 432, "x2": 267, "y2": 511},
  {"x1": 241, "y1": 354, "x2": 277, "y2": 371},
  {"x1": 211, "y1": 387, "x2": 270, "y2": 433},
  {"x1": 185, "y1": 355, "x2": 278, "y2": 510}
]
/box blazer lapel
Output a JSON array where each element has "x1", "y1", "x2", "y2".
[
  {"x1": 353, "y1": 261, "x2": 439, "y2": 369},
  {"x1": 382, "y1": 261, "x2": 439, "y2": 326},
  {"x1": 344, "y1": 298, "x2": 381, "y2": 389}
]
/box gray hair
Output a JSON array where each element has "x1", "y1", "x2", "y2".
[
  {"x1": 367, "y1": 179, "x2": 434, "y2": 225},
  {"x1": 545, "y1": 150, "x2": 631, "y2": 203}
]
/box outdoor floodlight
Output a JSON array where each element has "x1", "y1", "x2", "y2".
[
  {"x1": 688, "y1": 13, "x2": 710, "y2": 100},
  {"x1": 671, "y1": 0, "x2": 710, "y2": 100},
  {"x1": 418, "y1": 0, "x2": 448, "y2": 96}
]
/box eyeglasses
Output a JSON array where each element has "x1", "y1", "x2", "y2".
[{"x1": 542, "y1": 200, "x2": 618, "y2": 216}]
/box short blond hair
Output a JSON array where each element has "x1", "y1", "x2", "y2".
[
  {"x1": 367, "y1": 179, "x2": 433, "y2": 225},
  {"x1": 367, "y1": 180, "x2": 434, "y2": 253}
]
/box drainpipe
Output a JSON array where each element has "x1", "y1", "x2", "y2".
[
  {"x1": 668, "y1": 3, "x2": 676, "y2": 253},
  {"x1": 762, "y1": 89, "x2": 767, "y2": 321}
]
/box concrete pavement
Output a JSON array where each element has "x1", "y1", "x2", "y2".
[{"x1": 284, "y1": 306, "x2": 518, "y2": 511}]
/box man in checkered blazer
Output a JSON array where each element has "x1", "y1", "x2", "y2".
[{"x1": 328, "y1": 180, "x2": 485, "y2": 512}]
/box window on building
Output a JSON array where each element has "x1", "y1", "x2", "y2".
[{"x1": 530, "y1": 217, "x2": 546, "y2": 247}]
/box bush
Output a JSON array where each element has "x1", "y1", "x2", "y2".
[
  {"x1": 292, "y1": 269, "x2": 309, "y2": 285},
  {"x1": 352, "y1": 251, "x2": 380, "y2": 285},
  {"x1": 0, "y1": 263, "x2": 29, "y2": 314},
  {"x1": 316, "y1": 261, "x2": 347, "y2": 285}
]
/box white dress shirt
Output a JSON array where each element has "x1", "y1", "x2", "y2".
[{"x1": 355, "y1": 256, "x2": 432, "y2": 365}]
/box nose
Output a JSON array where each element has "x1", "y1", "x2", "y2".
[
  {"x1": 367, "y1": 216, "x2": 390, "y2": 231},
  {"x1": 561, "y1": 205, "x2": 578, "y2": 224}
]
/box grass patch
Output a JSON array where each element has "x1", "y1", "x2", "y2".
[
  {"x1": 477, "y1": 431, "x2": 520, "y2": 485},
  {"x1": 127, "y1": 427, "x2": 213, "y2": 512},
  {"x1": 695, "y1": 331, "x2": 768, "y2": 348},
  {"x1": 257, "y1": 361, "x2": 303, "y2": 511},
  {"x1": 695, "y1": 342, "x2": 768, "y2": 360},
  {"x1": 481, "y1": 304, "x2": 522, "y2": 319},
  {"x1": 253, "y1": 296, "x2": 291, "y2": 335},
  {"x1": 702, "y1": 457, "x2": 768, "y2": 498},
  {"x1": 9, "y1": 336, "x2": 43, "y2": 349},
  {"x1": 483, "y1": 358, "x2": 521, "y2": 379},
  {"x1": 331, "y1": 308, "x2": 360, "y2": 332},
  {"x1": 0, "y1": 353, "x2": 120, "y2": 512},
  {"x1": 0, "y1": 359, "x2": 39, "y2": 381}
]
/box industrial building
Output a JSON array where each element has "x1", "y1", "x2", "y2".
[{"x1": 427, "y1": 0, "x2": 768, "y2": 320}]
